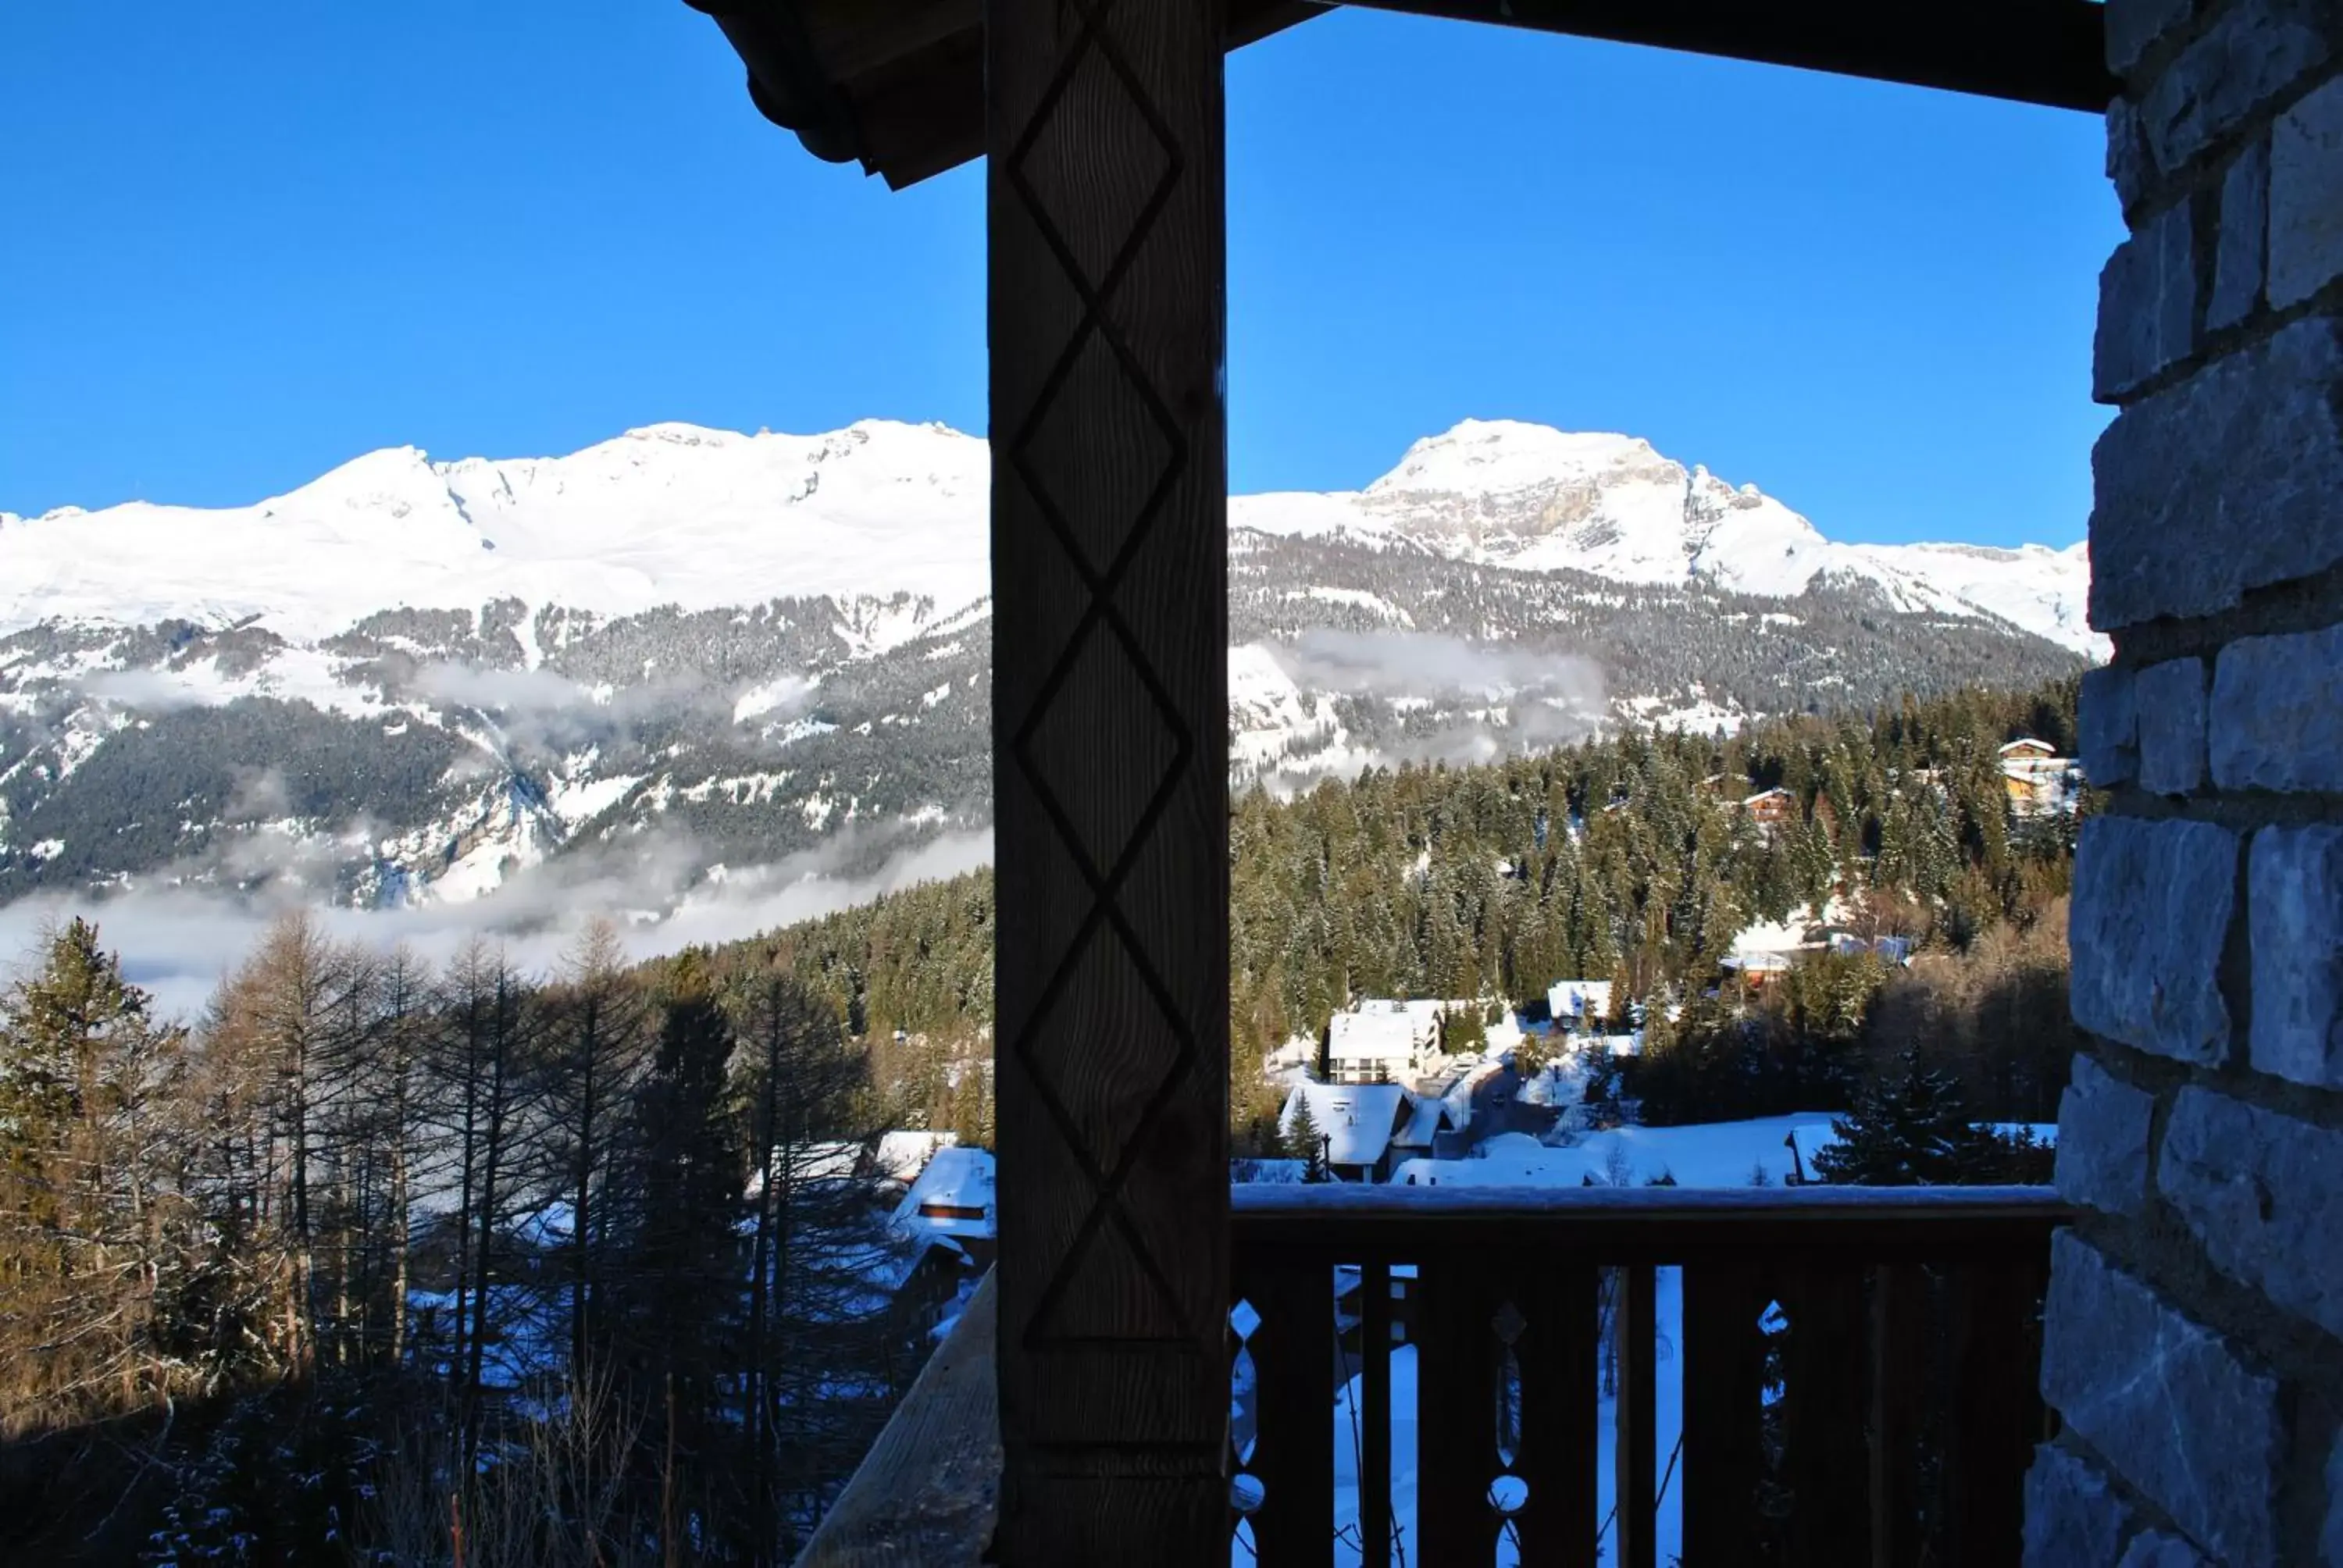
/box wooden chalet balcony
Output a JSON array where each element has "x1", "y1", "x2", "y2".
[{"x1": 799, "y1": 1184, "x2": 2068, "y2": 1568}]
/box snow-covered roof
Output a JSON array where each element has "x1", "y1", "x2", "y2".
[
  {"x1": 1785, "y1": 1122, "x2": 1838, "y2": 1180},
  {"x1": 1328, "y1": 1001, "x2": 1439, "y2": 1060},
  {"x1": 1392, "y1": 1091, "x2": 1461, "y2": 1150},
  {"x1": 1547, "y1": 979, "x2": 1613, "y2": 1019},
  {"x1": 1391, "y1": 1113, "x2": 1853, "y2": 1191},
  {"x1": 894, "y1": 1146, "x2": 996, "y2": 1241},
  {"x1": 1999, "y1": 737, "x2": 2057, "y2": 756},
  {"x1": 872, "y1": 1129, "x2": 957, "y2": 1185},
  {"x1": 1281, "y1": 1082, "x2": 1407, "y2": 1169}
]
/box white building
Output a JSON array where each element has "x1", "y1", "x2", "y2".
[
  {"x1": 1325, "y1": 1000, "x2": 1442, "y2": 1083},
  {"x1": 1546, "y1": 979, "x2": 1614, "y2": 1029}
]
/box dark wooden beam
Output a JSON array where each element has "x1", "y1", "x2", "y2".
[
  {"x1": 1332, "y1": 0, "x2": 2117, "y2": 112},
  {"x1": 821, "y1": 0, "x2": 1326, "y2": 187},
  {"x1": 986, "y1": 0, "x2": 1231, "y2": 1559},
  {"x1": 797, "y1": 0, "x2": 972, "y2": 84}
]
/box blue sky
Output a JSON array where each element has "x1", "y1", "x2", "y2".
[{"x1": 1, "y1": 2, "x2": 2119, "y2": 546}]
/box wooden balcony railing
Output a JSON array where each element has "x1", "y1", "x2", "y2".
[
  {"x1": 1230, "y1": 1184, "x2": 2068, "y2": 1568},
  {"x1": 796, "y1": 1185, "x2": 2068, "y2": 1568}
]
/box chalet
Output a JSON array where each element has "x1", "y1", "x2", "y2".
[
  {"x1": 1737, "y1": 786, "x2": 1798, "y2": 829},
  {"x1": 1278, "y1": 1080, "x2": 1410, "y2": 1182},
  {"x1": 1719, "y1": 948, "x2": 1796, "y2": 989},
  {"x1": 1325, "y1": 999, "x2": 1439, "y2": 1082},
  {"x1": 1546, "y1": 978, "x2": 1614, "y2": 1030},
  {"x1": 719, "y1": 2, "x2": 2335, "y2": 1563},
  {"x1": 1995, "y1": 739, "x2": 2081, "y2": 816},
  {"x1": 1387, "y1": 1090, "x2": 1467, "y2": 1166},
  {"x1": 1829, "y1": 932, "x2": 1914, "y2": 964},
  {"x1": 895, "y1": 1145, "x2": 996, "y2": 1270}
]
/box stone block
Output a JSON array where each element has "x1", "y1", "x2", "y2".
[
  {"x1": 2041, "y1": 1231, "x2": 2283, "y2": 1567},
  {"x1": 2056, "y1": 1053, "x2": 2157, "y2": 1215},
  {"x1": 2134, "y1": 657, "x2": 2207, "y2": 793},
  {"x1": 2023, "y1": 1442, "x2": 2132, "y2": 1566},
  {"x1": 2097, "y1": 200, "x2": 2200, "y2": 401},
  {"x1": 2142, "y1": 1, "x2": 2333, "y2": 175},
  {"x1": 2323, "y1": 1428, "x2": 2343, "y2": 1566},
  {"x1": 2212, "y1": 622, "x2": 2343, "y2": 793},
  {"x1": 2249, "y1": 824, "x2": 2343, "y2": 1089},
  {"x1": 2081, "y1": 663, "x2": 2140, "y2": 786},
  {"x1": 2091, "y1": 317, "x2": 2343, "y2": 629},
  {"x1": 2070, "y1": 815, "x2": 2236, "y2": 1064},
  {"x1": 2159, "y1": 1087, "x2": 2343, "y2": 1339},
  {"x1": 2271, "y1": 73, "x2": 2343, "y2": 308},
  {"x1": 2111, "y1": 100, "x2": 2160, "y2": 216},
  {"x1": 2107, "y1": 0, "x2": 2197, "y2": 78},
  {"x1": 2120, "y1": 1530, "x2": 2212, "y2": 1566},
  {"x1": 2209, "y1": 138, "x2": 2270, "y2": 330}
]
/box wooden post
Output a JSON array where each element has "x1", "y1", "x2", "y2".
[
  {"x1": 986, "y1": 0, "x2": 1230, "y2": 1560},
  {"x1": 1614, "y1": 1267, "x2": 1658, "y2": 1568}
]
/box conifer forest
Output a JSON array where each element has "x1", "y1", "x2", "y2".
[{"x1": 0, "y1": 677, "x2": 2087, "y2": 1563}]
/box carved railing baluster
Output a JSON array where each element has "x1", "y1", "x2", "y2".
[
  {"x1": 1681, "y1": 1261, "x2": 1767, "y2": 1565},
  {"x1": 1942, "y1": 1254, "x2": 2049, "y2": 1567},
  {"x1": 1239, "y1": 1254, "x2": 1336, "y2": 1566},
  {"x1": 1415, "y1": 1254, "x2": 1502, "y2": 1563},
  {"x1": 1359, "y1": 1259, "x2": 1393, "y2": 1568},
  {"x1": 1613, "y1": 1264, "x2": 1659, "y2": 1568},
  {"x1": 1513, "y1": 1261, "x2": 1598, "y2": 1566},
  {"x1": 1781, "y1": 1262, "x2": 1870, "y2": 1564},
  {"x1": 1868, "y1": 1263, "x2": 1928, "y2": 1568}
]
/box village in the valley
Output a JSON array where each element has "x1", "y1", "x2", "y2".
[{"x1": 865, "y1": 737, "x2": 2081, "y2": 1340}]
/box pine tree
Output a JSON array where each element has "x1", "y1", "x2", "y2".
[
  {"x1": 1810, "y1": 1045, "x2": 1996, "y2": 1185},
  {"x1": 546, "y1": 918, "x2": 647, "y2": 1378},
  {"x1": 0, "y1": 918, "x2": 191, "y2": 1424},
  {"x1": 1284, "y1": 1093, "x2": 1331, "y2": 1181},
  {"x1": 607, "y1": 954, "x2": 747, "y2": 1541}
]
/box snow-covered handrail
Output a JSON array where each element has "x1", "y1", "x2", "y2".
[
  {"x1": 793, "y1": 1270, "x2": 1000, "y2": 1568},
  {"x1": 1232, "y1": 1181, "x2": 2070, "y2": 1258}
]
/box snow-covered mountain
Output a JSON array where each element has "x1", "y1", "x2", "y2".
[
  {"x1": 0, "y1": 421, "x2": 992, "y2": 651},
  {"x1": 0, "y1": 417, "x2": 2094, "y2": 923},
  {"x1": 1233, "y1": 420, "x2": 2097, "y2": 654},
  {"x1": 4, "y1": 416, "x2": 2091, "y2": 654}
]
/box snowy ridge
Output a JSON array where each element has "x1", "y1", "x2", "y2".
[
  {"x1": 1234, "y1": 419, "x2": 2099, "y2": 655},
  {"x1": 6, "y1": 415, "x2": 2095, "y2": 653},
  {"x1": 1, "y1": 420, "x2": 990, "y2": 647}
]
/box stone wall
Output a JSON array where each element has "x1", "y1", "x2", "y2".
[{"x1": 2038, "y1": 3, "x2": 2343, "y2": 1563}]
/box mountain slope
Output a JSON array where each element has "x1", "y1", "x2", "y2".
[
  {"x1": 0, "y1": 419, "x2": 2093, "y2": 921},
  {"x1": 1232, "y1": 419, "x2": 2096, "y2": 654}
]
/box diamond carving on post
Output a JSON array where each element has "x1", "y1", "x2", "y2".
[
  {"x1": 1009, "y1": 40, "x2": 1175, "y2": 292},
  {"x1": 999, "y1": 0, "x2": 1208, "y2": 1357},
  {"x1": 1011, "y1": 334, "x2": 1179, "y2": 581},
  {"x1": 1015, "y1": 625, "x2": 1184, "y2": 877}
]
